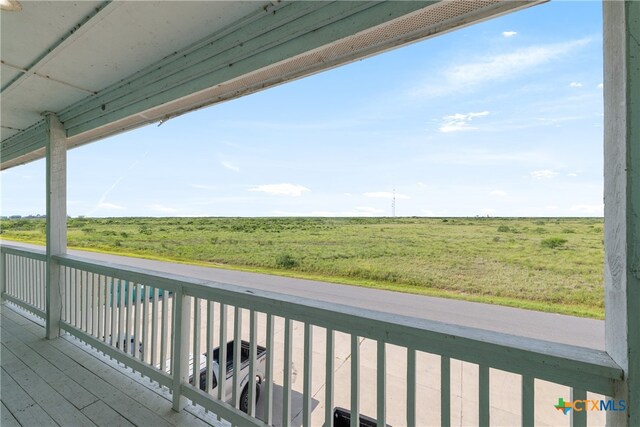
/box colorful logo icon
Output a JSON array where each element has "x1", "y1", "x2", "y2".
[{"x1": 555, "y1": 398, "x2": 572, "y2": 415}]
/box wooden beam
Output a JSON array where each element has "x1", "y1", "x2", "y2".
[
  {"x1": 604, "y1": 1, "x2": 640, "y2": 425},
  {"x1": 45, "y1": 113, "x2": 66, "y2": 339}
]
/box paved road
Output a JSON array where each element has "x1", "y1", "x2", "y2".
[{"x1": 3, "y1": 241, "x2": 604, "y2": 350}]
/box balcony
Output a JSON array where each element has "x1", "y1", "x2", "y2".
[
  {"x1": 0, "y1": 244, "x2": 624, "y2": 426},
  {"x1": 1, "y1": 1, "x2": 638, "y2": 425}
]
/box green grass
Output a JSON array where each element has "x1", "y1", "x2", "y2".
[{"x1": 0, "y1": 217, "x2": 605, "y2": 319}]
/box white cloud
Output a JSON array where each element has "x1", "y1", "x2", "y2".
[
  {"x1": 490, "y1": 190, "x2": 507, "y2": 197},
  {"x1": 363, "y1": 191, "x2": 409, "y2": 199},
  {"x1": 221, "y1": 161, "x2": 240, "y2": 172},
  {"x1": 411, "y1": 38, "x2": 591, "y2": 97},
  {"x1": 439, "y1": 111, "x2": 489, "y2": 133},
  {"x1": 148, "y1": 204, "x2": 178, "y2": 213},
  {"x1": 502, "y1": 31, "x2": 518, "y2": 38},
  {"x1": 98, "y1": 202, "x2": 125, "y2": 210},
  {"x1": 570, "y1": 204, "x2": 604, "y2": 215},
  {"x1": 567, "y1": 173, "x2": 579, "y2": 177},
  {"x1": 190, "y1": 184, "x2": 215, "y2": 190},
  {"x1": 569, "y1": 82, "x2": 583, "y2": 88},
  {"x1": 416, "y1": 182, "x2": 427, "y2": 188},
  {"x1": 480, "y1": 208, "x2": 497, "y2": 215},
  {"x1": 249, "y1": 183, "x2": 310, "y2": 197},
  {"x1": 597, "y1": 83, "x2": 603, "y2": 89},
  {"x1": 530, "y1": 169, "x2": 559, "y2": 179}
]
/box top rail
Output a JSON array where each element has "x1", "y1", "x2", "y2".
[
  {"x1": 1, "y1": 244, "x2": 47, "y2": 261},
  {"x1": 48, "y1": 251, "x2": 623, "y2": 397}
]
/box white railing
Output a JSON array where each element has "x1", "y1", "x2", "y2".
[
  {"x1": 1, "y1": 245, "x2": 47, "y2": 319},
  {"x1": 0, "y1": 244, "x2": 624, "y2": 427}
]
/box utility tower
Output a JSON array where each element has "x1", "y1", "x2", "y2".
[{"x1": 392, "y1": 188, "x2": 396, "y2": 217}]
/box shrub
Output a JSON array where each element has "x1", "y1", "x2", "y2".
[
  {"x1": 276, "y1": 253, "x2": 298, "y2": 269},
  {"x1": 541, "y1": 237, "x2": 568, "y2": 249},
  {"x1": 139, "y1": 226, "x2": 152, "y2": 235},
  {"x1": 497, "y1": 225, "x2": 510, "y2": 232}
]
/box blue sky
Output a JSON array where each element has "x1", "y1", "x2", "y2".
[{"x1": 1, "y1": 1, "x2": 604, "y2": 218}]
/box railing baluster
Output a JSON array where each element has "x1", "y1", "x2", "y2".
[
  {"x1": 103, "y1": 276, "x2": 113, "y2": 342},
  {"x1": 441, "y1": 357, "x2": 451, "y2": 427},
  {"x1": 193, "y1": 297, "x2": 201, "y2": 396},
  {"x1": 522, "y1": 375, "x2": 534, "y2": 426},
  {"x1": 33, "y1": 259, "x2": 38, "y2": 309},
  {"x1": 12, "y1": 256, "x2": 16, "y2": 300},
  {"x1": 325, "y1": 328, "x2": 335, "y2": 427},
  {"x1": 5, "y1": 255, "x2": 10, "y2": 299},
  {"x1": 303, "y1": 322, "x2": 313, "y2": 427},
  {"x1": 377, "y1": 341, "x2": 386, "y2": 427},
  {"x1": 84, "y1": 270, "x2": 89, "y2": 331},
  {"x1": 25, "y1": 258, "x2": 29, "y2": 304},
  {"x1": 89, "y1": 272, "x2": 94, "y2": 333},
  {"x1": 11, "y1": 255, "x2": 16, "y2": 298},
  {"x1": 98, "y1": 275, "x2": 104, "y2": 341},
  {"x1": 570, "y1": 388, "x2": 587, "y2": 427},
  {"x1": 351, "y1": 335, "x2": 360, "y2": 427},
  {"x1": 161, "y1": 288, "x2": 168, "y2": 371},
  {"x1": 27, "y1": 258, "x2": 31, "y2": 306},
  {"x1": 70, "y1": 266, "x2": 73, "y2": 324},
  {"x1": 283, "y1": 318, "x2": 293, "y2": 427},
  {"x1": 91, "y1": 273, "x2": 97, "y2": 335},
  {"x1": 206, "y1": 301, "x2": 214, "y2": 393},
  {"x1": 265, "y1": 314, "x2": 275, "y2": 425},
  {"x1": 42, "y1": 261, "x2": 47, "y2": 311},
  {"x1": 118, "y1": 279, "x2": 125, "y2": 353},
  {"x1": 248, "y1": 310, "x2": 258, "y2": 417},
  {"x1": 151, "y1": 287, "x2": 159, "y2": 368},
  {"x1": 118, "y1": 279, "x2": 126, "y2": 353},
  {"x1": 217, "y1": 303, "x2": 228, "y2": 403},
  {"x1": 407, "y1": 347, "x2": 416, "y2": 427},
  {"x1": 126, "y1": 281, "x2": 133, "y2": 354},
  {"x1": 77, "y1": 268, "x2": 81, "y2": 326},
  {"x1": 67, "y1": 267, "x2": 72, "y2": 325},
  {"x1": 479, "y1": 365, "x2": 490, "y2": 427},
  {"x1": 110, "y1": 278, "x2": 116, "y2": 346},
  {"x1": 75, "y1": 269, "x2": 81, "y2": 328},
  {"x1": 1, "y1": 252, "x2": 6, "y2": 301},
  {"x1": 142, "y1": 284, "x2": 149, "y2": 364},
  {"x1": 134, "y1": 283, "x2": 142, "y2": 360},
  {"x1": 232, "y1": 306, "x2": 243, "y2": 408},
  {"x1": 23, "y1": 257, "x2": 27, "y2": 303}
]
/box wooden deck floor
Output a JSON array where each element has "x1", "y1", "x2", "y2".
[{"x1": 0, "y1": 304, "x2": 220, "y2": 427}]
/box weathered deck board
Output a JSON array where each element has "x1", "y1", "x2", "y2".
[
  {"x1": 1, "y1": 305, "x2": 217, "y2": 427},
  {"x1": 1, "y1": 367, "x2": 58, "y2": 427},
  {"x1": 81, "y1": 401, "x2": 136, "y2": 427},
  {"x1": 0, "y1": 402, "x2": 21, "y2": 427},
  {"x1": 0, "y1": 326, "x2": 99, "y2": 410},
  {"x1": 1, "y1": 352, "x2": 97, "y2": 426}
]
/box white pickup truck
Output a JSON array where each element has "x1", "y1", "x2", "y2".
[{"x1": 188, "y1": 340, "x2": 267, "y2": 413}]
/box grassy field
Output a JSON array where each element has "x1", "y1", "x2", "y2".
[{"x1": 0, "y1": 217, "x2": 604, "y2": 318}]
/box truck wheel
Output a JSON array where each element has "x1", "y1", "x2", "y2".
[{"x1": 239, "y1": 384, "x2": 260, "y2": 413}]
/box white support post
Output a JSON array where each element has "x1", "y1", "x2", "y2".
[
  {"x1": 45, "y1": 113, "x2": 67, "y2": 339},
  {"x1": 603, "y1": 2, "x2": 640, "y2": 426},
  {"x1": 172, "y1": 290, "x2": 191, "y2": 412}
]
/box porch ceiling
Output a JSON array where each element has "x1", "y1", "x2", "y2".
[{"x1": 0, "y1": 0, "x2": 543, "y2": 170}]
